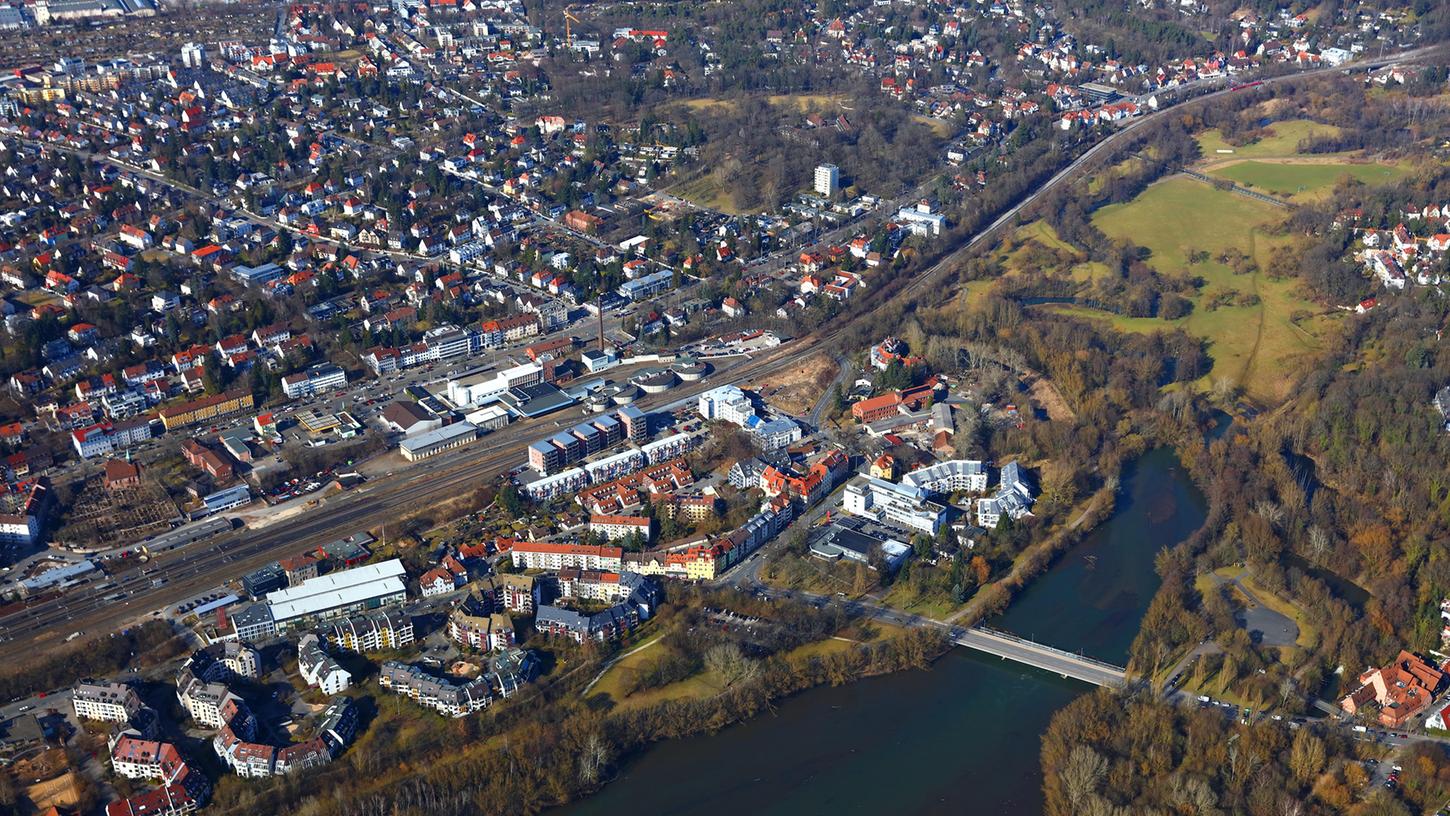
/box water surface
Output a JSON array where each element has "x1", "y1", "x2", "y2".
[{"x1": 563, "y1": 448, "x2": 1206, "y2": 815}]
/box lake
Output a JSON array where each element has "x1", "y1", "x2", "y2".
[{"x1": 562, "y1": 448, "x2": 1207, "y2": 815}]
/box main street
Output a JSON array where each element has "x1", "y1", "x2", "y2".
[{"x1": 0, "y1": 45, "x2": 1441, "y2": 661}]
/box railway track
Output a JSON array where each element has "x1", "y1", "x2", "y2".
[{"x1": 4, "y1": 44, "x2": 1442, "y2": 661}]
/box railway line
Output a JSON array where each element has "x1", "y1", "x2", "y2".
[{"x1": 0, "y1": 44, "x2": 1441, "y2": 662}]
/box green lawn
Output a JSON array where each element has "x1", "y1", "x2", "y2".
[
  {"x1": 1196, "y1": 118, "x2": 1343, "y2": 159},
  {"x1": 1210, "y1": 160, "x2": 1410, "y2": 202},
  {"x1": 588, "y1": 632, "x2": 875, "y2": 710},
  {"x1": 1086, "y1": 176, "x2": 1326, "y2": 404},
  {"x1": 1012, "y1": 221, "x2": 1079, "y2": 255}
]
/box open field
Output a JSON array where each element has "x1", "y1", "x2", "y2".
[
  {"x1": 1081, "y1": 175, "x2": 1328, "y2": 404},
  {"x1": 1002, "y1": 221, "x2": 1114, "y2": 284},
  {"x1": 912, "y1": 114, "x2": 953, "y2": 138},
  {"x1": 588, "y1": 630, "x2": 873, "y2": 710},
  {"x1": 1208, "y1": 159, "x2": 1411, "y2": 201},
  {"x1": 666, "y1": 172, "x2": 745, "y2": 215},
  {"x1": 749, "y1": 352, "x2": 840, "y2": 416},
  {"x1": 676, "y1": 93, "x2": 846, "y2": 115},
  {"x1": 25, "y1": 771, "x2": 81, "y2": 811},
  {"x1": 1196, "y1": 118, "x2": 1344, "y2": 159}
]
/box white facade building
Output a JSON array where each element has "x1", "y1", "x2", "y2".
[
  {"x1": 842, "y1": 476, "x2": 946, "y2": 536},
  {"x1": 814, "y1": 163, "x2": 840, "y2": 197},
  {"x1": 73, "y1": 682, "x2": 142, "y2": 723},
  {"x1": 901, "y1": 460, "x2": 988, "y2": 494},
  {"x1": 298, "y1": 634, "x2": 352, "y2": 695},
  {"x1": 281, "y1": 364, "x2": 347, "y2": 399}
]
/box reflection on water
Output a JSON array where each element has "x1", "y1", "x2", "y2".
[{"x1": 561, "y1": 449, "x2": 1207, "y2": 816}]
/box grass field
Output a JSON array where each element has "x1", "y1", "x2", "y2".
[
  {"x1": 1083, "y1": 176, "x2": 1326, "y2": 404},
  {"x1": 1196, "y1": 118, "x2": 1343, "y2": 159},
  {"x1": 912, "y1": 114, "x2": 953, "y2": 138},
  {"x1": 677, "y1": 93, "x2": 846, "y2": 114},
  {"x1": 589, "y1": 632, "x2": 869, "y2": 710},
  {"x1": 1210, "y1": 159, "x2": 1410, "y2": 201},
  {"x1": 1000, "y1": 222, "x2": 1116, "y2": 286},
  {"x1": 668, "y1": 172, "x2": 748, "y2": 215}
]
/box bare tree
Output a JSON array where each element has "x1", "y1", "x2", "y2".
[{"x1": 1061, "y1": 745, "x2": 1107, "y2": 814}]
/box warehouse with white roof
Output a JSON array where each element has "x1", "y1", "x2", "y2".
[{"x1": 266, "y1": 559, "x2": 408, "y2": 631}]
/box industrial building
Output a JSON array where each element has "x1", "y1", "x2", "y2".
[
  {"x1": 264, "y1": 559, "x2": 408, "y2": 632},
  {"x1": 399, "y1": 422, "x2": 479, "y2": 461}
]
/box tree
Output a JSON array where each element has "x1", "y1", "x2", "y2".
[
  {"x1": 1288, "y1": 730, "x2": 1325, "y2": 785},
  {"x1": 1059, "y1": 745, "x2": 1107, "y2": 813},
  {"x1": 496, "y1": 483, "x2": 526, "y2": 516},
  {"x1": 704, "y1": 642, "x2": 759, "y2": 688},
  {"x1": 911, "y1": 533, "x2": 932, "y2": 559}
]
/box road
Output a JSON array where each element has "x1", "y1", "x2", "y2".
[{"x1": 1, "y1": 45, "x2": 1440, "y2": 660}]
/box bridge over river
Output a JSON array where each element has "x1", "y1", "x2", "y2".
[{"x1": 954, "y1": 626, "x2": 1127, "y2": 687}]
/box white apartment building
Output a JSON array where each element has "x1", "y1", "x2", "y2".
[
  {"x1": 72, "y1": 681, "x2": 143, "y2": 723},
  {"x1": 281, "y1": 364, "x2": 348, "y2": 399},
  {"x1": 298, "y1": 634, "x2": 352, "y2": 695},
  {"x1": 510, "y1": 542, "x2": 623, "y2": 572},
  {"x1": 901, "y1": 460, "x2": 988, "y2": 494},
  {"x1": 842, "y1": 475, "x2": 946, "y2": 536},
  {"x1": 814, "y1": 163, "x2": 840, "y2": 197}
]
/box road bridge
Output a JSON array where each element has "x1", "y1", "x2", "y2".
[{"x1": 955, "y1": 626, "x2": 1127, "y2": 687}]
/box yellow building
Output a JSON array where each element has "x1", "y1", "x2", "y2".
[
  {"x1": 870, "y1": 454, "x2": 896, "y2": 481},
  {"x1": 159, "y1": 390, "x2": 255, "y2": 431}
]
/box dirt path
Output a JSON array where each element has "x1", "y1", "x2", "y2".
[
  {"x1": 1197, "y1": 154, "x2": 1384, "y2": 173},
  {"x1": 1235, "y1": 228, "x2": 1268, "y2": 394}
]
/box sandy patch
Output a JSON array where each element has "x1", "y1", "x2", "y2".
[{"x1": 748, "y1": 353, "x2": 840, "y2": 416}]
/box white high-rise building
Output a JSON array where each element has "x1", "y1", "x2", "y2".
[
  {"x1": 181, "y1": 42, "x2": 205, "y2": 68},
  {"x1": 814, "y1": 163, "x2": 840, "y2": 197}
]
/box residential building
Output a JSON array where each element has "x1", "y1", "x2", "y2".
[
  {"x1": 589, "y1": 514, "x2": 652, "y2": 543},
  {"x1": 158, "y1": 390, "x2": 254, "y2": 431},
  {"x1": 976, "y1": 462, "x2": 1036, "y2": 528},
  {"x1": 535, "y1": 575, "x2": 659, "y2": 642},
  {"x1": 448, "y1": 592, "x2": 516, "y2": 651},
  {"x1": 73, "y1": 681, "x2": 143, "y2": 723},
  {"x1": 328, "y1": 609, "x2": 414, "y2": 652},
  {"x1": 297, "y1": 634, "x2": 351, "y2": 694},
  {"x1": 510, "y1": 541, "x2": 623, "y2": 572},
  {"x1": 814, "y1": 163, "x2": 840, "y2": 197},
  {"x1": 220, "y1": 641, "x2": 260, "y2": 679},
  {"x1": 901, "y1": 459, "x2": 988, "y2": 494},
  {"x1": 281, "y1": 364, "x2": 347, "y2": 399},
  {"x1": 378, "y1": 661, "x2": 494, "y2": 718},
  {"x1": 842, "y1": 475, "x2": 946, "y2": 536}
]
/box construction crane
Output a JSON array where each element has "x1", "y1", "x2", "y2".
[{"x1": 563, "y1": 7, "x2": 581, "y2": 49}]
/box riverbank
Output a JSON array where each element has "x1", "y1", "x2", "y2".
[{"x1": 557, "y1": 447, "x2": 1209, "y2": 815}]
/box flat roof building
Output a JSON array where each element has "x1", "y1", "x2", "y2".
[
  {"x1": 399, "y1": 422, "x2": 478, "y2": 461},
  {"x1": 265, "y1": 559, "x2": 407, "y2": 631}
]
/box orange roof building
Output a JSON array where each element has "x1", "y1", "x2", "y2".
[{"x1": 1341, "y1": 650, "x2": 1446, "y2": 728}]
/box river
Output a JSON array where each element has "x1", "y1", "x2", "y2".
[{"x1": 563, "y1": 448, "x2": 1207, "y2": 816}]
